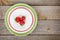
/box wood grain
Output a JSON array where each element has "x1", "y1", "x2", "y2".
[
  {"x1": 0, "y1": 0, "x2": 60, "y2": 6},
  {"x1": 0, "y1": 19, "x2": 60, "y2": 35},
  {"x1": 0, "y1": 0, "x2": 60, "y2": 40},
  {"x1": 0, "y1": 6, "x2": 60, "y2": 19},
  {"x1": 0, "y1": 36, "x2": 60, "y2": 40}
]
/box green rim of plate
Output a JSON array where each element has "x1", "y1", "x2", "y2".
[{"x1": 4, "y1": 3, "x2": 38, "y2": 36}]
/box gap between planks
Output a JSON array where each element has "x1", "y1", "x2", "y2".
[{"x1": 0, "y1": 34, "x2": 60, "y2": 36}]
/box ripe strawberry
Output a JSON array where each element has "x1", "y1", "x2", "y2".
[
  {"x1": 19, "y1": 21, "x2": 25, "y2": 26},
  {"x1": 22, "y1": 16, "x2": 25, "y2": 20},
  {"x1": 20, "y1": 18, "x2": 23, "y2": 21},
  {"x1": 15, "y1": 17, "x2": 21, "y2": 22},
  {"x1": 15, "y1": 16, "x2": 25, "y2": 26}
]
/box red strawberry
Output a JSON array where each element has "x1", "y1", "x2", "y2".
[
  {"x1": 22, "y1": 16, "x2": 25, "y2": 20},
  {"x1": 15, "y1": 16, "x2": 25, "y2": 26},
  {"x1": 15, "y1": 17, "x2": 21, "y2": 22},
  {"x1": 19, "y1": 21, "x2": 25, "y2": 26},
  {"x1": 20, "y1": 18, "x2": 23, "y2": 21}
]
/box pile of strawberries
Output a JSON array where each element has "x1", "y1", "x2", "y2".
[{"x1": 15, "y1": 16, "x2": 25, "y2": 26}]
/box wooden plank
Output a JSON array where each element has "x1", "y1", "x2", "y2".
[
  {"x1": 0, "y1": 0, "x2": 60, "y2": 6},
  {"x1": 0, "y1": 36, "x2": 60, "y2": 40},
  {"x1": 0, "y1": 19, "x2": 60, "y2": 34},
  {"x1": 0, "y1": 6, "x2": 60, "y2": 19}
]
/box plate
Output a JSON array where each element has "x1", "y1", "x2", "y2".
[{"x1": 5, "y1": 3, "x2": 37, "y2": 36}]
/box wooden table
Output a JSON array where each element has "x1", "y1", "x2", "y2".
[{"x1": 0, "y1": 0, "x2": 60, "y2": 40}]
